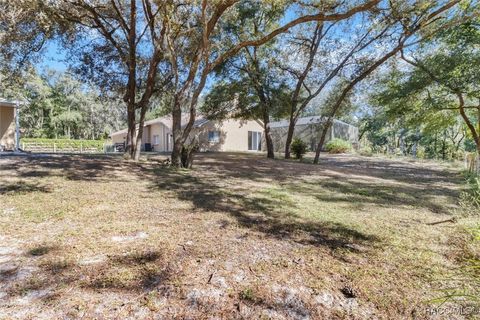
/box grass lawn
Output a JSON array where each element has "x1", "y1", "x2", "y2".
[{"x1": 0, "y1": 152, "x2": 478, "y2": 319}]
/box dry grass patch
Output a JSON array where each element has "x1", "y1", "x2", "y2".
[{"x1": 0, "y1": 152, "x2": 477, "y2": 319}]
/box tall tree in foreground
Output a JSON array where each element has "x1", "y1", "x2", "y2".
[
  {"x1": 311, "y1": 0, "x2": 474, "y2": 163},
  {"x1": 362, "y1": 66, "x2": 470, "y2": 159},
  {"x1": 50, "y1": 1, "x2": 170, "y2": 160},
  {"x1": 202, "y1": 1, "x2": 288, "y2": 158},
  {"x1": 161, "y1": 0, "x2": 382, "y2": 166},
  {"x1": 1, "y1": 0, "x2": 381, "y2": 165},
  {"x1": 278, "y1": 21, "x2": 380, "y2": 158},
  {"x1": 279, "y1": 3, "x2": 408, "y2": 159},
  {"x1": 395, "y1": 20, "x2": 480, "y2": 169},
  {"x1": 1, "y1": 0, "x2": 169, "y2": 160}
]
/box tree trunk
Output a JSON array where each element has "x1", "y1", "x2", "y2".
[
  {"x1": 124, "y1": 0, "x2": 138, "y2": 160},
  {"x1": 171, "y1": 98, "x2": 183, "y2": 167},
  {"x1": 264, "y1": 122, "x2": 274, "y2": 159},
  {"x1": 358, "y1": 128, "x2": 366, "y2": 141},
  {"x1": 313, "y1": 119, "x2": 332, "y2": 164},
  {"x1": 284, "y1": 114, "x2": 296, "y2": 159},
  {"x1": 126, "y1": 104, "x2": 137, "y2": 159},
  {"x1": 262, "y1": 104, "x2": 274, "y2": 159},
  {"x1": 476, "y1": 149, "x2": 480, "y2": 173},
  {"x1": 441, "y1": 130, "x2": 447, "y2": 160},
  {"x1": 133, "y1": 105, "x2": 148, "y2": 161},
  {"x1": 477, "y1": 109, "x2": 480, "y2": 173}
]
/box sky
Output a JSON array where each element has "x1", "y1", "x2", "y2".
[
  {"x1": 35, "y1": 2, "x2": 387, "y2": 109},
  {"x1": 36, "y1": 4, "x2": 331, "y2": 73},
  {"x1": 39, "y1": 41, "x2": 67, "y2": 72}
]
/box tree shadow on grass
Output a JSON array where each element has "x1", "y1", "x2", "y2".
[
  {"x1": 193, "y1": 153, "x2": 461, "y2": 187},
  {"x1": 0, "y1": 181, "x2": 52, "y2": 195},
  {"x1": 4, "y1": 248, "x2": 174, "y2": 304},
  {"x1": 191, "y1": 154, "x2": 459, "y2": 216},
  {"x1": 0, "y1": 154, "x2": 155, "y2": 182},
  {"x1": 27, "y1": 245, "x2": 58, "y2": 257},
  {"x1": 307, "y1": 155, "x2": 462, "y2": 186},
  {"x1": 87, "y1": 250, "x2": 171, "y2": 291},
  {"x1": 285, "y1": 179, "x2": 455, "y2": 215},
  {"x1": 150, "y1": 167, "x2": 379, "y2": 251}
]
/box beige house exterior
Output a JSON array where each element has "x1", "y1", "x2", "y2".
[
  {"x1": 110, "y1": 115, "x2": 265, "y2": 153},
  {"x1": 0, "y1": 101, "x2": 18, "y2": 151}
]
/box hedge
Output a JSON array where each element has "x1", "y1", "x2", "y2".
[{"x1": 21, "y1": 138, "x2": 106, "y2": 151}]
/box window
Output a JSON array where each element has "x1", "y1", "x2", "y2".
[
  {"x1": 166, "y1": 134, "x2": 172, "y2": 151},
  {"x1": 153, "y1": 135, "x2": 160, "y2": 145},
  {"x1": 248, "y1": 131, "x2": 262, "y2": 151},
  {"x1": 208, "y1": 131, "x2": 220, "y2": 143}
]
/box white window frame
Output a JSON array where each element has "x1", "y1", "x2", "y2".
[
  {"x1": 248, "y1": 131, "x2": 262, "y2": 151},
  {"x1": 208, "y1": 130, "x2": 220, "y2": 143},
  {"x1": 153, "y1": 135, "x2": 160, "y2": 145}
]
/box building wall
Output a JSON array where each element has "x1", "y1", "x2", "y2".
[
  {"x1": 149, "y1": 123, "x2": 171, "y2": 152},
  {"x1": 111, "y1": 122, "x2": 172, "y2": 152},
  {"x1": 0, "y1": 106, "x2": 15, "y2": 150},
  {"x1": 111, "y1": 131, "x2": 127, "y2": 145},
  {"x1": 194, "y1": 119, "x2": 264, "y2": 152},
  {"x1": 110, "y1": 118, "x2": 264, "y2": 153}
]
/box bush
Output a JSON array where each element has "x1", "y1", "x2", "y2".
[
  {"x1": 325, "y1": 138, "x2": 352, "y2": 154},
  {"x1": 20, "y1": 138, "x2": 106, "y2": 152},
  {"x1": 291, "y1": 138, "x2": 308, "y2": 159},
  {"x1": 358, "y1": 147, "x2": 373, "y2": 157}
]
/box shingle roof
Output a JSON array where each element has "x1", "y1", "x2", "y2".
[{"x1": 110, "y1": 114, "x2": 210, "y2": 136}]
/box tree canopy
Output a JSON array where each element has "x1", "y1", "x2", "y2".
[
  {"x1": 0, "y1": 0, "x2": 478, "y2": 166},
  {"x1": 361, "y1": 18, "x2": 480, "y2": 164}
]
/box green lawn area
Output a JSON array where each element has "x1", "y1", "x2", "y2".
[{"x1": 0, "y1": 153, "x2": 478, "y2": 319}]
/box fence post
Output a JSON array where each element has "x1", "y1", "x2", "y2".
[
  {"x1": 53, "y1": 143, "x2": 56, "y2": 153},
  {"x1": 80, "y1": 142, "x2": 83, "y2": 154}
]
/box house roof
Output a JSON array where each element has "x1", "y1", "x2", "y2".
[
  {"x1": 0, "y1": 99, "x2": 18, "y2": 108},
  {"x1": 269, "y1": 116, "x2": 356, "y2": 129},
  {"x1": 110, "y1": 114, "x2": 211, "y2": 137}
]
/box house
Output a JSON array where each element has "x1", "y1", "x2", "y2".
[
  {"x1": 0, "y1": 100, "x2": 19, "y2": 152},
  {"x1": 110, "y1": 115, "x2": 265, "y2": 152},
  {"x1": 269, "y1": 116, "x2": 358, "y2": 152}
]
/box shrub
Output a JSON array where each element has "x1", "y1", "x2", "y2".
[
  {"x1": 325, "y1": 138, "x2": 352, "y2": 154},
  {"x1": 416, "y1": 146, "x2": 426, "y2": 159},
  {"x1": 21, "y1": 138, "x2": 105, "y2": 151},
  {"x1": 291, "y1": 138, "x2": 308, "y2": 159},
  {"x1": 239, "y1": 288, "x2": 257, "y2": 302},
  {"x1": 358, "y1": 147, "x2": 373, "y2": 157}
]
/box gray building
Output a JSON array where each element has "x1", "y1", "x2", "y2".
[{"x1": 269, "y1": 116, "x2": 358, "y2": 152}]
